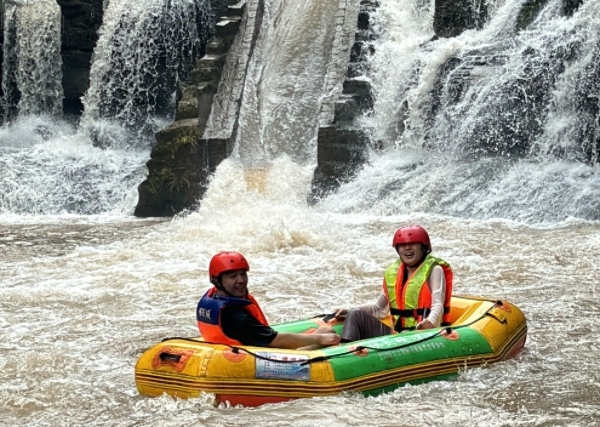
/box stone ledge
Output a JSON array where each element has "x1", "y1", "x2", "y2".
[
  {"x1": 228, "y1": 1, "x2": 247, "y2": 17},
  {"x1": 135, "y1": 0, "x2": 259, "y2": 217},
  {"x1": 216, "y1": 17, "x2": 242, "y2": 38},
  {"x1": 310, "y1": 0, "x2": 377, "y2": 203}
]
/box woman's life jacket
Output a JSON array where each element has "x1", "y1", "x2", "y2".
[
  {"x1": 383, "y1": 254, "x2": 453, "y2": 331},
  {"x1": 196, "y1": 287, "x2": 269, "y2": 345}
]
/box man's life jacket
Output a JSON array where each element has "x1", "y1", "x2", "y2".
[
  {"x1": 383, "y1": 254, "x2": 453, "y2": 332},
  {"x1": 196, "y1": 287, "x2": 269, "y2": 345}
]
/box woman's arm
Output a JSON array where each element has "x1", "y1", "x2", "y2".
[
  {"x1": 358, "y1": 292, "x2": 389, "y2": 319},
  {"x1": 417, "y1": 264, "x2": 446, "y2": 329},
  {"x1": 333, "y1": 291, "x2": 389, "y2": 320}
]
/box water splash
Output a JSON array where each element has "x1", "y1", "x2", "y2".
[
  {"x1": 0, "y1": 116, "x2": 148, "y2": 215},
  {"x1": 337, "y1": 0, "x2": 600, "y2": 223},
  {"x1": 319, "y1": 150, "x2": 600, "y2": 222}
]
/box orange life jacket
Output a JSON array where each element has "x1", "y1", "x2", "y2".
[
  {"x1": 383, "y1": 255, "x2": 453, "y2": 331},
  {"x1": 196, "y1": 287, "x2": 269, "y2": 345}
]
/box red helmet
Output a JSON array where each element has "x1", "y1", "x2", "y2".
[
  {"x1": 392, "y1": 225, "x2": 431, "y2": 248},
  {"x1": 209, "y1": 252, "x2": 250, "y2": 282}
]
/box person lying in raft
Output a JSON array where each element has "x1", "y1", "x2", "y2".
[
  {"x1": 333, "y1": 225, "x2": 453, "y2": 342},
  {"x1": 197, "y1": 251, "x2": 341, "y2": 350}
]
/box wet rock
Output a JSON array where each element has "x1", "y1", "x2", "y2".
[
  {"x1": 56, "y1": 0, "x2": 104, "y2": 115},
  {"x1": 433, "y1": 0, "x2": 488, "y2": 38}
]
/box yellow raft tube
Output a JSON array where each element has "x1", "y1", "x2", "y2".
[{"x1": 135, "y1": 295, "x2": 527, "y2": 407}]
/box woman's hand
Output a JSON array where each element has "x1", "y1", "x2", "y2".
[{"x1": 416, "y1": 319, "x2": 435, "y2": 330}]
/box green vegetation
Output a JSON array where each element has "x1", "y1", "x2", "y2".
[{"x1": 145, "y1": 168, "x2": 192, "y2": 197}]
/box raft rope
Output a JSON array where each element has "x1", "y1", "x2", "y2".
[{"x1": 161, "y1": 301, "x2": 503, "y2": 365}]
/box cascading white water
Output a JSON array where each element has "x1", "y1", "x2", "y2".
[
  {"x1": 326, "y1": 0, "x2": 600, "y2": 223},
  {"x1": 232, "y1": 0, "x2": 357, "y2": 167},
  {"x1": 0, "y1": 0, "x2": 596, "y2": 220},
  {"x1": 535, "y1": 5, "x2": 600, "y2": 164},
  {"x1": 0, "y1": 0, "x2": 141, "y2": 217},
  {"x1": 1, "y1": 0, "x2": 63, "y2": 117},
  {"x1": 0, "y1": 0, "x2": 212, "y2": 215},
  {"x1": 0, "y1": 115, "x2": 149, "y2": 215},
  {"x1": 80, "y1": 0, "x2": 211, "y2": 150}
]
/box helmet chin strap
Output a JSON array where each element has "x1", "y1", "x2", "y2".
[{"x1": 213, "y1": 276, "x2": 245, "y2": 298}]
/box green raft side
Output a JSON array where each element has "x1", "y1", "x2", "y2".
[
  {"x1": 268, "y1": 315, "x2": 495, "y2": 397},
  {"x1": 322, "y1": 327, "x2": 493, "y2": 381},
  {"x1": 271, "y1": 318, "x2": 344, "y2": 334}
]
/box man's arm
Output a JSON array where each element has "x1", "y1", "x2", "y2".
[
  {"x1": 220, "y1": 308, "x2": 278, "y2": 347},
  {"x1": 221, "y1": 308, "x2": 339, "y2": 349},
  {"x1": 269, "y1": 330, "x2": 340, "y2": 349}
]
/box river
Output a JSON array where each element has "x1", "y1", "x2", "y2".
[{"x1": 1, "y1": 158, "x2": 599, "y2": 426}]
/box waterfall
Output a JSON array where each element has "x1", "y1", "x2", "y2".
[
  {"x1": 80, "y1": 0, "x2": 212, "y2": 150},
  {"x1": 0, "y1": 0, "x2": 598, "y2": 221},
  {"x1": 1, "y1": 0, "x2": 63, "y2": 119},
  {"x1": 0, "y1": 0, "x2": 213, "y2": 215},
  {"x1": 232, "y1": 0, "x2": 356, "y2": 167},
  {"x1": 536, "y1": 9, "x2": 600, "y2": 164},
  {"x1": 320, "y1": 0, "x2": 600, "y2": 222},
  {"x1": 362, "y1": 0, "x2": 599, "y2": 161}
]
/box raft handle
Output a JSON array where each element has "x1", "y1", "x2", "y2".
[
  {"x1": 159, "y1": 352, "x2": 183, "y2": 363},
  {"x1": 151, "y1": 346, "x2": 194, "y2": 371},
  {"x1": 486, "y1": 312, "x2": 508, "y2": 324}
]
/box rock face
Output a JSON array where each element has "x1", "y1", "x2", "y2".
[
  {"x1": 134, "y1": 0, "x2": 258, "y2": 217},
  {"x1": 433, "y1": 0, "x2": 487, "y2": 38},
  {"x1": 56, "y1": 0, "x2": 104, "y2": 116},
  {"x1": 308, "y1": 0, "x2": 377, "y2": 204},
  {"x1": 562, "y1": 0, "x2": 583, "y2": 16},
  {"x1": 133, "y1": 119, "x2": 232, "y2": 216},
  {"x1": 515, "y1": 0, "x2": 550, "y2": 32},
  {"x1": 1, "y1": 2, "x2": 19, "y2": 121}
]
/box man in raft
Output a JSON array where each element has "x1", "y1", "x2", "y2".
[
  {"x1": 197, "y1": 251, "x2": 340, "y2": 349},
  {"x1": 333, "y1": 225, "x2": 453, "y2": 342}
]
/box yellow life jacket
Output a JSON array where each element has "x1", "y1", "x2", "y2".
[{"x1": 382, "y1": 254, "x2": 453, "y2": 331}]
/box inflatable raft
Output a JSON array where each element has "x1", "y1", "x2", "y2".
[{"x1": 135, "y1": 295, "x2": 527, "y2": 407}]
